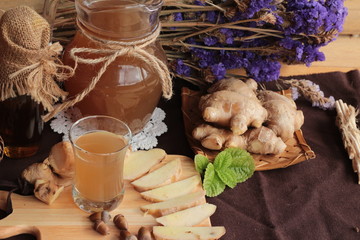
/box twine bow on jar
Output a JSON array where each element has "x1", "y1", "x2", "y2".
[
  {"x1": 8, "y1": 42, "x2": 74, "y2": 111},
  {"x1": 9, "y1": 42, "x2": 70, "y2": 80},
  {"x1": 43, "y1": 25, "x2": 173, "y2": 122}
]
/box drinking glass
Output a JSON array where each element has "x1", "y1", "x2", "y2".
[{"x1": 69, "y1": 115, "x2": 132, "y2": 212}]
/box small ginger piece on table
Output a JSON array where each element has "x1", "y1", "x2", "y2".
[
  {"x1": 22, "y1": 163, "x2": 65, "y2": 205},
  {"x1": 44, "y1": 141, "x2": 74, "y2": 179},
  {"x1": 21, "y1": 141, "x2": 75, "y2": 204},
  {"x1": 258, "y1": 90, "x2": 304, "y2": 141},
  {"x1": 193, "y1": 124, "x2": 286, "y2": 155},
  {"x1": 22, "y1": 163, "x2": 55, "y2": 185},
  {"x1": 34, "y1": 179, "x2": 64, "y2": 205}
]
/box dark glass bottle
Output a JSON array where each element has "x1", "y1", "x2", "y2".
[{"x1": 0, "y1": 95, "x2": 43, "y2": 158}]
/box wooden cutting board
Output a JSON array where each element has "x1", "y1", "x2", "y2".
[{"x1": 0, "y1": 155, "x2": 210, "y2": 240}]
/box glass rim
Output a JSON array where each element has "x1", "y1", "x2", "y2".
[
  {"x1": 69, "y1": 115, "x2": 132, "y2": 156},
  {"x1": 76, "y1": 0, "x2": 163, "y2": 11}
]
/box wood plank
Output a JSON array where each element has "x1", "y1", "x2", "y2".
[
  {"x1": 0, "y1": 0, "x2": 44, "y2": 12},
  {"x1": 0, "y1": 155, "x2": 210, "y2": 240},
  {"x1": 229, "y1": 36, "x2": 360, "y2": 77},
  {"x1": 280, "y1": 36, "x2": 360, "y2": 76},
  {"x1": 231, "y1": 35, "x2": 360, "y2": 77},
  {"x1": 342, "y1": 0, "x2": 360, "y2": 35}
]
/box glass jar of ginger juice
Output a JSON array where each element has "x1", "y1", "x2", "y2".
[{"x1": 63, "y1": 0, "x2": 170, "y2": 134}]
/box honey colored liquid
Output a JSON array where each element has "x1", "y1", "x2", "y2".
[
  {"x1": 0, "y1": 95, "x2": 43, "y2": 158},
  {"x1": 73, "y1": 131, "x2": 128, "y2": 212},
  {"x1": 63, "y1": 29, "x2": 165, "y2": 134}
]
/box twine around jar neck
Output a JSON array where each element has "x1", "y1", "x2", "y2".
[{"x1": 43, "y1": 23, "x2": 173, "y2": 122}]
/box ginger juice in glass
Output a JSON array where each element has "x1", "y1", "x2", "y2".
[{"x1": 70, "y1": 116, "x2": 131, "y2": 213}]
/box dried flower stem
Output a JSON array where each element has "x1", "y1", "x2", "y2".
[
  {"x1": 162, "y1": 20, "x2": 281, "y2": 33},
  {"x1": 204, "y1": 0, "x2": 226, "y2": 12},
  {"x1": 335, "y1": 100, "x2": 360, "y2": 184},
  {"x1": 282, "y1": 79, "x2": 335, "y2": 110},
  {"x1": 161, "y1": 40, "x2": 279, "y2": 53},
  {"x1": 173, "y1": 18, "x2": 260, "y2": 41},
  {"x1": 159, "y1": 31, "x2": 193, "y2": 38}
]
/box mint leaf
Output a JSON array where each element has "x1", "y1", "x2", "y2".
[
  {"x1": 213, "y1": 150, "x2": 237, "y2": 188},
  {"x1": 203, "y1": 163, "x2": 226, "y2": 197},
  {"x1": 213, "y1": 150, "x2": 232, "y2": 171},
  {"x1": 223, "y1": 147, "x2": 251, "y2": 163},
  {"x1": 216, "y1": 167, "x2": 238, "y2": 188},
  {"x1": 194, "y1": 154, "x2": 209, "y2": 175},
  {"x1": 224, "y1": 148, "x2": 255, "y2": 183}
]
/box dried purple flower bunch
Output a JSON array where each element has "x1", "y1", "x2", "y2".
[{"x1": 160, "y1": 0, "x2": 348, "y2": 85}]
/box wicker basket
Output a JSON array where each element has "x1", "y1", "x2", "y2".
[{"x1": 181, "y1": 87, "x2": 316, "y2": 171}]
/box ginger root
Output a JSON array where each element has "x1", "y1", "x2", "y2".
[
  {"x1": 199, "y1": 78, "x2": 267, "y2": 135},
  {"x1": 258, "y1": 90, "x2": 304, "y2": 141},
  {"x1": 22, "y1": 163, "x2": 55, "y2": 185},
  {"x1": 34, "y1": 179, "x2": 64, "y2": 205},
  {"x1": 193, "y1": 124, "x2": 286, "y2": 155},
  {"x1": 44, "y1": 141, "x2": 74, "y2": 179},
  {"x1": 199, "y1": 90, "x2": 267, "y2": 135},
  {"x1": 21, "y1": 141, "x2": 74, "y2": 204},
  {"x1": 194, "y1": 78, "x2": 304, "y2": 155},
  {"x1": 207, "y1": 78, "x2": 258, "y2": 99}
]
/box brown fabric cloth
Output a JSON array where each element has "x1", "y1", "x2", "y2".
[
  {"x1": 1, "y1": 70, "x2": 360, "y2": 239},
  {"x1": 158, "y1": 70, "x2": 360, "y2": 240}
]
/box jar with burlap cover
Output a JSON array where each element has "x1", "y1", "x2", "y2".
[
  {"x1": 0, "y1": 6, "x2": 73, "y2": 158},
  {"x1": 0, "y1": 6, "x2": 73, "y2": 113}
]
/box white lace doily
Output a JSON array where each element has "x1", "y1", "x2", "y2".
[{"x1": 50, "y1": 107, "x2": 167, "y2": 151}]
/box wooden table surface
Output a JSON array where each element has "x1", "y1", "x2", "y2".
[{"x1": 0, "y1": 155, "x2": 210, "y2": 240}]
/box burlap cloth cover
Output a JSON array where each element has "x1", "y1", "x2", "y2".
[
  {"x1": 0, "y1": 6, "x2": 69, "y2": 112},
  {"x1": 181, "y1": 87, "x2": 316, "y2": 170}
]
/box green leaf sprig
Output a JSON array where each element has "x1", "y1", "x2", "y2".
[{"x1": 194, "y1": 148, "x2": 255, "y2": 197}]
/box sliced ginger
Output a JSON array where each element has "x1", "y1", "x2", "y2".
[
  {"x1": 140, "y1": 191, "x2": 206, "y2": 217},
  {"x1": 124, "y1": 148, "x2": 166, "y2": 181},
  {"x1": 140, "y1": 175, "x2": 201, "y2": 202},
  {"x1": 131, "y1": 158, "x2": 182, "y2": 191},
  {"x1": 155, "y1": 203, "x2": 217, "y2": 227},
  {"x1": 153, "y1": 226, "x2": 226, "y2": 240}
]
